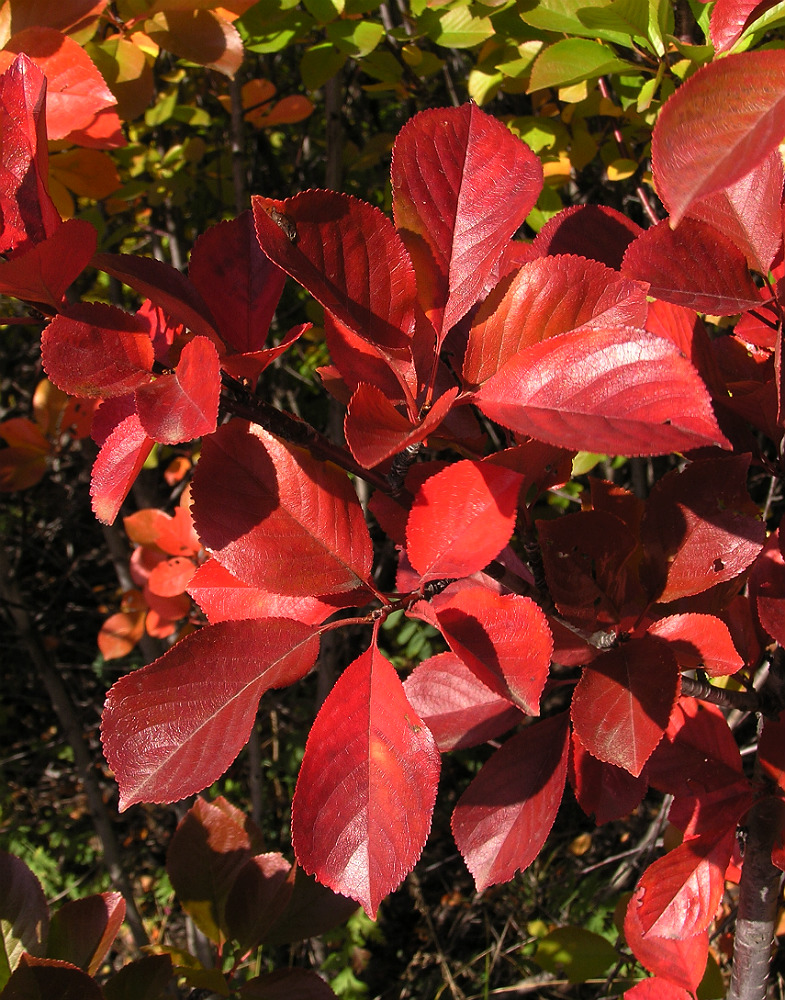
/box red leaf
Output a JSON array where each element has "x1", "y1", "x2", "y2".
[
  {"x1": 324, "y1": 314, "x2": 418, "y2": 404},
  {"x1": 0, "y1": 851, "x2": 48, "y2": 965},
  {"x1": 0, "y1": 219, "x2": 95, "y2": 309},
  {"x1": 90, "y1": 413, "x2": 154, "y2": 525},
  {"x1": 634, "y1": 829, "x2": 735, "y2": 939},
  {"x1": 571, "y1": 637, "x2": 680, "y2": 777},
  {"x1": 451, "y1": 714, "x2": 569, "y2": 891},
  {"x1": 261, "y1": 866, "x2": 359, "y2": 946},
  {"x1": 239, "y1": 968, "x2": 338, "y2": 999},
  {"x1": 187, "y1": 558, "x2": 342, "y2": 626},
  {"x1": 2, "y1": 28, "x2": 117, "y2": 141},
  {"x1": 621, "y1": 218, "x2": 762, "y2": 314},
  {"x1": 403, "y1": 652, "x2": 523, "y2": 752},
  {"x1": 166, "y1": 796, "x2": 264, "y2": 942},
  {"x1": 687, "y1": 151, "x2": 783, "y2": 274},
  {"x1": 624, "y1": 977, "x2": 694, "y2": 1000},
  {"x1": 652, "y1": 49, "x2": 785, "y2": 226},
  {"x1": 47, "y1": 892, "x2": 125, "y2": 976},
  {"x1": 101, "y1": 618, "x2": 320, "y2": 810},
  {"x1": 225, "y1": 854, "x2": 294, "y2": 951},
  {"x1": 92, "y1": 252, "x2": 220, "y2": 344},
  {"x1": 191, "y1": 421, "x2": 373, "y2": 597},
  {"x1": 291, "y1": 642, "x2": 440, "y2": 917},
  {"x1": 42, "y1": 303, "x2": 154, "y2": 398},
  {"x1": 530, "y1": 205, "x2": 642, "y2": 268},
  {"x1": 624, "y1": 893, "x2": 708, "y2": 993},
  {"x1": 147, "y1": 556, "x2": 196, "y2": 598},
  {"x1": 391, "y1": 103, "x2": 542, "y2": 340},
  {"x1": 645, "y1": 300, "x2": 727, "y2": 402},
  {"x1": 710, "y1": 0, "x2": 768, "y2": 53},
  {"x1": 474, "y1": 327, "x2": 729, "y2": 457},
  {"x1": 135, "y1": 336, "x2": 220, "y2": 444},
  {"x1": 345, "y1": 384, "x2": 458, "y2": 469},
  {"x1": 641, "y1": 455, "x2": 765, "y2": 603},
  {"x1": 433, "y1": 585, "x2": 552, "y2": 715},
  {"x1": 750, "y1": 530, "x2": 785, "y2": 646},
  {"x1": 188, "y1": 211, "x2": 286, "y2": 356},
  {"x1": 463, "y1": 255, "x2": 648, "y2": 388},
  {"x1": 647, "y1": 613, "x2": 743, "y2": 677},
  {"x1": 406, "y1": 460, "x2": 523, "y2": 583},
  {"x1": 1, "y1": 955, "x2": 103, "y2": 1000},
  {"x1": 252, "y1": 191, "x2": 417, "y2": 353},
  {"x1": 0, "y1": 54, "x2": 61, "y2": 253},
  {"x1": 569, "y1": 731, "x2": 648, "y2": 825}
]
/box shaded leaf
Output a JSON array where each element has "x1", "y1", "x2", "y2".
[
  {"x1": 571, "y1": 637, "x2": 680, "y2": 777},
  {"x1": 646, "y1": 614, "x2": 743, "y2": 677},
  {"x1": 192, "y1": 421, "x2": 373, "y2": 597},
  {"x1": 621, "y1": 218, "x2": 762, "y2": 315},
  {"x1": 101, "y1": 619, "x2": 320, "y2": 809},
  {"x1": 433, "y1": 585, "x2": 553, "y2": 715},
  {"x1": 391, "y1": 102, "x2": 542, "y2": 339},
  {"x1": 474, "y1": 327, "x2": 730, "y2": 457},
  {"x1": 403, "y1": 652, "x2": 523, "y2": 752},
  {"x1": 292, "y1": 643, "x2": 440, "y2": 917},
  {"x1": 102, "y1": 954, "x2": 174, "y2": 1000},
  {"x1": 0, "y1": 955, "x2": 103, "y2": 1000},
  {"x1": 47, "y1": 893, "x2": 124, "y2": 976},
  {"x1": 0, "y1": 219, "x2": 96, "y2": 310},
  {"x1": 406, "y1": 460, "x2": 523, "y2": 583},
  {"x1": 225, "y1": 854, "x2": 294, "y2": 951},
  {"x1": 749, "y1": 529, "x2": 785, "y2": 646},
  {"x1": 463, "y1": 254, "x2": 648, "y2": 388},
  {"x1": 260, "y1": 867, "x2": 358, "y2": 946},
  {"x1": 451, "y1": 714, "x2": 569, "y2": 891},
  {"x1": 0, "y1": 852, "x2": 48, "y2": 987},
  {"x1": 239, "y1": 968, "x2": 337, "y2": 999},
  {"x1": 651, "y1": 49, "x2": 785, "y2": 226},
  {"x1": 570, "y1": 731, "x2": 648, "y2": 825},
  {"x1": 530, "y1": 204, "x2": 642, "y2": 269},
  {"x1": 533, "y1": 926, "x2": 617, "y2": 983},
  {"x1": 143, "y1": 9, "x2": 243, "y2": 77}
]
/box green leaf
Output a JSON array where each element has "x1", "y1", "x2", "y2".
[
  {"x1": 526, "y1": 184, "x2": 562, "y2": 232},
  {"x1": 303, "y1": 0, "x2": 344, "y2": 23},
  {"x1": 237, "y1": 0, "x2": 314, "y2": 53},
  {"x1": 300, "y1": 43, "x2": 347, "y2": 89},
  {"x1": 508, "y1": 115, "x2": 569, "y2": 153},
  {"x1": 423, "y1": 6, "x2": 496, "y2": 48},
  {"x1": 326, "y1": 20, "x2": 385, "y2": 57},
  {"x1": 533, "y1": 926, "x2": 617, "y2": 983},
  {"x1": 735, "y1": 0, "x2": 785, "y2": 48},
  {"x1": 468, "y1": 65, "x2": 504, "y2": 104},
  {"x1": 144, "y1": 87, "x2": 178, "y2": 127},
  {"x1": 172, "y1": 106, "x2": 211, "y2": 127},
  {"x1": 357, "y1": 49, "x2": 403, "y2": 83},
  {"x1": 519, "y1": 0, "x2": 630, "y2": 45},
  {"x1": 527, "y1": 39, "x2": 635, "y2": 91}
]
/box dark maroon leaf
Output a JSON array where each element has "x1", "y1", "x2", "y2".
[
  {"x1": 474, "y1": 326, "x2": 729, "y2": 457},
  {"x1": 192, "y1": 421, "x2": 373, "y2": 597},
  {"x1": 260, "y1": 867, "x2": 358, "y2": 946},
  {"x1": 101, "y1": 619, "x2": 320, "y2": 810},
  {"x1": 529, "y1": 205, "x2": 642, "y2": 268},
  {"x1": 651, "y1": 49, "x2": 785, "y2": 226},
  {"x1": 225, "y1": 854, "x2": 294, "y2": 951},
  {"x1": 571, "y1": 637, "x2": 680, "y2": 777},
  {"x1": 46, "y1": 893, "x2": 124, "y2": 975},
  {"x1": 569, "y1": 731, "x2": 648, "y2": 825},
  {"x1": 391, "y1": 102, "x2": 542, "y2": 339},
  {"x1": 292, "y1": 642, "x2": 440, "y2": 917},
  {"x1": 622, "y1": 218, "x2": 762, "y2": 315},
  {"x1": 102, "y1": 954, "x2": 174, "y2": 1000},
  {"x1": 403, "y1": 652, "x2": 523, "y2": 752},
  {"x1": 451, "y1": 714, "x2": 569, "y2": 891},
  {"x1": 463, "y1": 255, "x2": 648, "y2": 388},
  {"x1": 1, "y1": 955, "x2": 103, "y2": 1000},
  {"x1": 239, "y1": 968, "x2": 337, "y2": 999},
  {"x1": 0, "y1": 851, "x2": 48, "y2": 973},
  {"x1": 188, "y1": 210, "x2": 286, "y2": 355}
]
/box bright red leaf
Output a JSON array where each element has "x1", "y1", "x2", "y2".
[
  {"x1": 403, "y1": 652, "x2": 523, "y2": 752},
  {"x1": 432, "y1": 585, "x2": 553, "y2": 715},
  {"x1": 451, "y1": 713, "x2": 569, "y2": 891},
  {"x1": 710, "y1": 0, "x2": 766, "y2": 52},
  {"x1": 621, "y1": 218, "x2": 763, "y2": 315},
  {"x1": 0, "y1": 219, "x2": 96, "y2": 310},
  {"x1": 344, "y1": 384, "x2": 458, "y2": 469},
  {"x1": 634, "y1": 829, "x2": 735, "y2": 939},
  {"x1": 390, "y1": 102, "x2": 543, "y2": 340},
  {"x1": 474, "y1": 327, "x2": 730, "y2": 457},
  {"x1": 624, "y1": 890, "x2": 709, "y2": 993},
  {"x1": 750, "y1": 530, "x2": 785, "y2": 646},
  {"x1": 90, "y1": 413, "x2": 154, "y2": 525},
  {"x1": 191, "y1": 421, "x2": 373, "y2": 597},
  {"x1": 291, "y1": 642, "x2": 441, "y2": 917},
  {"x1": 42, "y1": 302, "x2": 154, "y2": 398},
  {"x1": 406, "y1": 459, "x2": 523, "y2": 583},
  {"x1": 652, "y1": 48, "x2": 785, "y2": 226},
  {"x1": 571, "y1": 637, "x2": 680, "y2": 777},
  {"x1": 101, "y1": 618, "x2": 320, "y2": 810},
  {"x1": 647, "y1": 613, "x2": 743, "y2": 677},
  {"x1": 135, "y1": 335, "x2": 220, "y2": 444},
  {"x1": 463, "y1": 255, "x2": 648, "y2": 388},
  {"x1": 2, "y1": 28, "x2": 119, "y2": 143},
  {"x1": 0, "y1": 55, "x2": 61, "y2": 254},
  {"x1": 624, "y1": 977, "x2": 693, "y2": 1000}
]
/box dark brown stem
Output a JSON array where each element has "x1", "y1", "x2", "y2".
[
  {"x1": 679, "y1": 675, "x2": 766, "y2": 715},
  {"x1": 324, "y1": 74, "x2": 344, "y2": 192},
  {"x1": 229, "y1": 72, "x2": 249, "y2": 213}
]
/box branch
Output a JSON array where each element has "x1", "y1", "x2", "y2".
[{"x1": 679, "y1": 675, "x2": 767, "y2": 715}]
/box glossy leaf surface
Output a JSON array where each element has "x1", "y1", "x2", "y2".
[
  {"x1": 101, "y1": 619, "x2": 320, "y2": 810},
  {"x1": 292, "y1": 643, "x2": 440, "y2": 917},
  {"x1": 90, "y1": 413, "x2": 154, "y2": 525},
  {"x1": 647, "y1": 614, "x2": 743, "y2": 677},
  {"x1": 474, "y1": 327, "x2": 729, "y2": 456}
]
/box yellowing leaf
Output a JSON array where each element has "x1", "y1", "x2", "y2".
[
  {"x1": 607, "y1": 157, "x2": 638, "y2": 181},
  {"x1": 50, "y1": 149, "x2": 121, "y2": 200}
]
